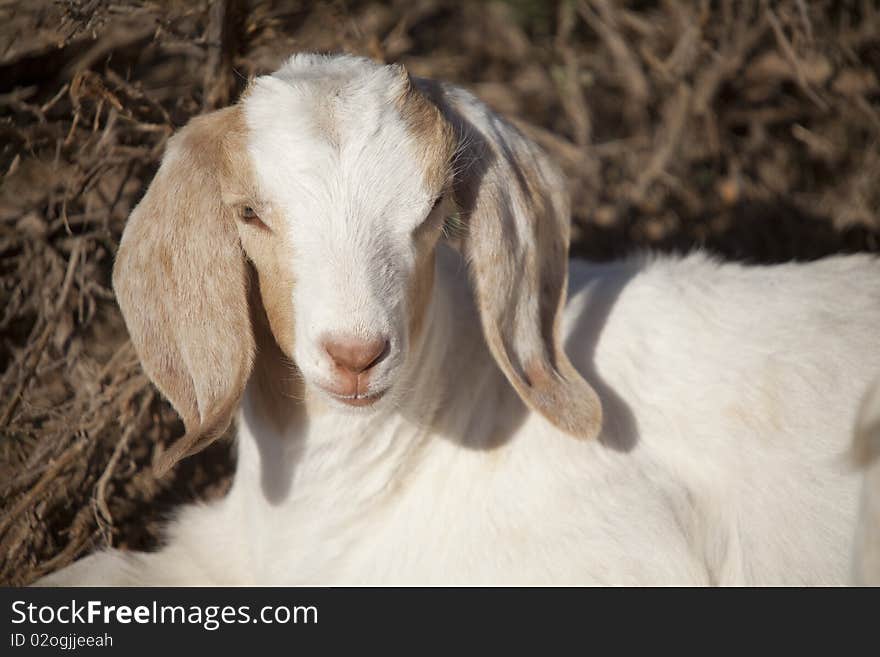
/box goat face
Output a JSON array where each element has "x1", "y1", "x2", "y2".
[
  {"x1": 113, "y1": 54, "x2": 602, "y2": 475},
  {"x1": 239, "y1": 57, "x2": 455, "y2": 411}
]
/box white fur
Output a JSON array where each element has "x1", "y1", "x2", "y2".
[
  {"x1": 38, "y1": 55, "x2": 880, "y2": 586},
  {"x1": 852, "y1": 377, "x2": 880, "y2": 585}
]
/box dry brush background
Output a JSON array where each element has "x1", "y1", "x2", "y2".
[{"x1": 1, "y1": 0, "x2": 879, "y2": 585}]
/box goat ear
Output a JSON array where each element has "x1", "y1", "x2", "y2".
[
  {"x1": 113, "y1": 107, "x2": 255, "y2": 476},
  {"x1": 417, "y1": 80, "x2": 602, "y2": 439}
]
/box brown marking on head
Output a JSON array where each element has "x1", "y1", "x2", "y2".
[
  {"x1": 395, "y1": 68, "x2": 457, "y2": 197},
  {"x1": 394, "y1": 72, "x2": 455, "y2": 354},
  {"x1": 246, "y1": 274, "x2": 307, "y2": 433},
  {"x1": 114, "y1": 104, "x2": 301, "y2": 476},
  {"x1": 407, "y1": 244, "x2": 436, "y2": 348},
  {"x1": 236, "y1": 205, "x2": 297, "y2": 358},
  {"x1": 406, "y1": 189, "x2": 459, "y2": 352},
  {"x1": 206, "y1": 117, "x2": 298, "y2": 359},
  {"x1": 253, "y1": 263, "x2": 296, "y2": 359}
]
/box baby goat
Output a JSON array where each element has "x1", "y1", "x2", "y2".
[{"x1": 40, "y1": 54, "x2": 880, "y2": 585}]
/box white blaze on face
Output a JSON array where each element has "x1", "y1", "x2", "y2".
[{"x1": 242, "y1": 55, "x2": 439, "y2": 400}]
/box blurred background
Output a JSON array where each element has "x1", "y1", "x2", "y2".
[{"x1": 1, "y1": 0, "x2": 879, "y2": 584}]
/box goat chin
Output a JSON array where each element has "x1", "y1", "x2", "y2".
[{"x1": 37, "y1": 248, "x2": 880, "y2": 586}]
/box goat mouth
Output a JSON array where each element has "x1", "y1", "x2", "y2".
[{"x1": 326, "y1": 389, "x2": 387, "y2": 408}]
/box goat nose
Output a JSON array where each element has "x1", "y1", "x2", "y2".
[{"x1": 323, "y1": 336, "x2": 389, "y2": 374}]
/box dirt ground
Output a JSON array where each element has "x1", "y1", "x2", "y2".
[{"x1": 1, "y1": 0, "x2": 879, "y2": 586}]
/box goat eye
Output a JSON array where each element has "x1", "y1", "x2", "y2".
[
  {"x1": 237, "y1": 205, "x2": 270, "y2": 232},
  {"x1": 431, "y1": 196, "x2": 442, "y2": 210}
]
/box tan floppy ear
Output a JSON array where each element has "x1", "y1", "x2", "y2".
[
  {"x1": 414, "y1": 78, "x2": 602, "y2": 439},
  {"x1": 113, "y1": 106, "x2": 255, "y2": 476}
]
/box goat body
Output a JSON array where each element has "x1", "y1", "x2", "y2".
[{"x1": 45, "y1": 250, "x2": 880, "y2": 585}]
